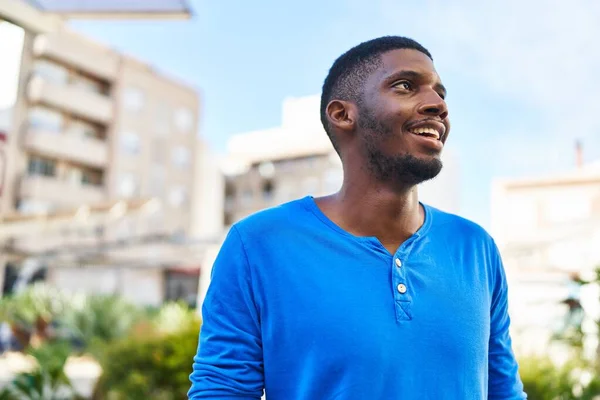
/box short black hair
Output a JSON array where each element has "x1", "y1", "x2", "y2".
[{"x1": 320, "y1": 36, "x2": 433, "y2": 153}]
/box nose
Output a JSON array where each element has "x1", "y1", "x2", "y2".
[{"x1": 417, "y1": 91, "x2": 448, "y2": 120}]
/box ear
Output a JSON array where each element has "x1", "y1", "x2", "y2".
[{"x1": 326, "y1": 100, "x2": 357, "y2": 134}]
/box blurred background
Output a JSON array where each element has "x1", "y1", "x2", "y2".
[{"x1": 0, "y1": 0, "x2": 599, "y2": 398}]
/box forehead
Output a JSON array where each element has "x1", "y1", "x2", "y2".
[{"x1": 375, "y1": 48, "x2": 441, "y2": 83}]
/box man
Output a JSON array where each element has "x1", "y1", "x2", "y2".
[{"x1": 189, "y1": 36, "x2": 526, "y2": 399}]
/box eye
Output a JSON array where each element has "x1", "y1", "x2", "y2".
[
  {"x1": 393, "y1": 80, "x2": 413, "y2": 92},
  {"x1": 438, "y1": 92, "x2": 446, "y2": 100}
]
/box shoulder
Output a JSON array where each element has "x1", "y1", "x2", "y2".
[
  {"x1": 232, "y1": 196, "x2": 311, "y2": 241},
  {"x1": 425, "y1": 204, "x2": 494, "y2": 242},
  {"x1": 425, "y1": 204, "x2": 499, "y2": 253}
]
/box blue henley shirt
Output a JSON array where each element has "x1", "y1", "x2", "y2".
[{"x1": 189, "y1": 196, "x2": 526, "y2": 399}]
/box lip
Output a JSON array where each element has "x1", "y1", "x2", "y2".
[
  {"x1": 409, "y1": 132, "x2": 444, "y2": 151},
  {"x1": 405, "y1": 119, "x2": 447, "y2": 142}
]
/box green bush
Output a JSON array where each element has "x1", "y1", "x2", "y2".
[
  {"x1": 0, "y1": 284, "x2": 69, "y2": 348},
  {"x1": 519, "y1": 356, "x2": 577, "y2": 399},
  {"x1": 92, "y1": 319, "x2": 201, "y2": 400},
  {"x1": 60, "y1": 294, "x2": 143, "y2": 349},
  {"x1": 518, "y1": 355, "x2": 600, "y2": 400},
  {"x1": 0, "y1": 341, "x2": 81, "y2": 400},
  {"x1": 152, "y1": 301, "x2": 199, "y2": 335}
]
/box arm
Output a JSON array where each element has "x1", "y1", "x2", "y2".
[
  {"x1": 488, "y1": 243, "x2": 527, "y2": 399},
  {"x1": 188, "y1": 226, "x2": 264, "y2": 400}
]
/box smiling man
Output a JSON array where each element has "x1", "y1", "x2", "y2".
[{"x1": 189, "y1": 36, "x2": 526, "y2": 400}]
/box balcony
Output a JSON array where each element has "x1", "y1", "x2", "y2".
[
  {"x1": 27, "y1": 76, "x2": 114, "y2": 125},
  {"x1": 20, "y1": 175, "x2": 105, "y2": 207},
  {"x1": 33, "y1": 32, "x2": 119, "y2": 82},
  {"x1": 24, "y1": 129, "x2": 108, "y2": 168}
]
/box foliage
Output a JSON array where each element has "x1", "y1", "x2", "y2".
[
  {"x1": 519, "y1": 355, "x2": 600, "y2": 400},
  {"x1": 0, "y1": 342, "x2": 81, "y2": 400},
  {"x1": 0, "y1": 284, "x2": 67, "y2": 327},
  {"x1": 519, "y1": 356, "x2": 578, "y2": 400},
  {"x1": 92, "y1": 320, "x2": 201, "y2": 400},
  {"x1": 60, "y1": 294, "x2": 143, "y2": 348},
  {"x1": 152, "y1": 301, "x2": 200, "y2": 335},
  {"x1": 0, "y1": 284, "x2": 69, "y2": 348}
]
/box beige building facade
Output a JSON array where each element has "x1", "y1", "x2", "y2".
[
  {"x1": 0, "y1": 1, "x2": 214, "y2": 306},
  {"x1": 491, "y1": 159, "x2": 600, "y2": 360},
  {"x1": 2, "y1": 28, "x2": 199, "y2": 234}
]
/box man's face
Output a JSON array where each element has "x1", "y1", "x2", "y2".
[{"x1": 357, "y1": 49, "x2": 450, "y2": 187}]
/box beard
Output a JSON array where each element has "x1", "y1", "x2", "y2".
[{"x1": 358, "y1": 106, "x2": 443, "y2": 187}]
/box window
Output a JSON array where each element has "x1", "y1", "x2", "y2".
[
  {"x1": 262, "y1": 179, "x2": 274, "y2": 200},
  {"x1": 32, "y1": 59, "x2": 67, "y2": 84},
  {"x1": 66, "y1": 119, "x2": 102, "y2": 139},
  {"x1": 118, "y1": 173, "x2": 139, "y2": 198},
  {"x1": 120, "y1": 132, "x2": 141, "y2": 155},
  {"x1": 225, "y1": 181, "x2": 236, "y2": 198},
  {"x1": 172, "y1": 146, "x2": 190, "y2": 168},
  {"x1": 82, "y1": 169, "x2": 102, "y2": 186},
  {"x1": 28, "y1": 106, "x2": 63, "y2": 132},
  {"x1": 169, "y1": 186, "x2": 188, "y2": 207},
  {"x1": 174, "y1": 108, "x2": 193, "y2": 133},
  {"x1": 122, "y1": 86, "x2": 145, "y2": 111},
  {"x1": 70, "y1": 74, "x2": 105, "y2": 95},
  {"x1": 27, "y1": 156, "x2": 55, "y2": 177},
  {"x1": 165, "y1": 269, "x2": 199, "y2": 308}
]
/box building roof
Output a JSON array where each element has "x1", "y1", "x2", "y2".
[
  {"x1": 221, "y1": 95, "x2": 335, "y2": 174},
  {"x1": 23, "y1": 0, "x2": 192, "y2": 19},
  {"x1": 495, "y1": 160, "x2": 600, "y2": 189}
]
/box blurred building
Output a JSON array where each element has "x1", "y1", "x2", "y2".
[
  {"x1": 222, "y1": 95, "x2": 461, "y2": 226},
  {"x1": 4, "y1": 29, "x2": 199, "y2": 230},
  {"x1": 0, "y1": 0, "x2": 218, "y2": 307},
  {"x1": 491, "y1": 154, "x2": 600, "y2": 359}
]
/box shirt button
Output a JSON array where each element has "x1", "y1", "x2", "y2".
[
  {"x1": 395, "y1": 258, "x2": 402, "y2": 267},
  {"x1": 397, "y1": 284, "x2": 407, "y2": 294}
]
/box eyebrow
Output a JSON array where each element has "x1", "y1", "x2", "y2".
[{"x1": 383, "y1": 70, "x2": 447, "y2": 97}]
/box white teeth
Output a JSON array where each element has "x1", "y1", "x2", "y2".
[{"x1": 411, "y1": 127, "x2": 440, "y2": 139}]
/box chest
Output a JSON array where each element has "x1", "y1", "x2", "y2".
[{"x1": 257, "y1": 240, "x2": 492, "y2": 368}]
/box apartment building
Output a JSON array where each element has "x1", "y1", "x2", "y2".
[
  {"x1": 491, "y1": 157, "x2": 600, "y2": 358},
  {"x1": 3, "y1": 28, "x2": 199, "y2": 231},
  {"x1": 0, "y1": 4, "x2": 210, "y2": 306}
]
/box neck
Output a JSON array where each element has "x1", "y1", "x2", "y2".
[{"x1": 315, "y1": 159, "x2": 425, "y2": 254}]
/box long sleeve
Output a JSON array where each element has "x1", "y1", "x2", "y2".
[
  {"x1": 188, "y1": 226, "x2": 264, "y2": 400},
  {"x1": 488, "y1": 243, "x2": 527, "y2": 399}
]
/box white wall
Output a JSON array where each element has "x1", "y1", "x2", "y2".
[
  {"x1": 191, "y1": 139, "x2": 224, "y2": 239},
  {"x1": 49, "y1": 266, "x2": 164, "y2": 306},
  {"x1": 0, "y1": 21, "x2": 24, "y2": 111}
]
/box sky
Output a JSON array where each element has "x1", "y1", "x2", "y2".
[
  {"x1": 22, "y1": 0, "x2": 600, "y2": 227},
  {"x1": 0, "y1": 22, "x2": 24, "y2": 110}
]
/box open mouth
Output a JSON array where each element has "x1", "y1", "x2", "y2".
[{"x1": 409, "y1": 127, "x2": 441, "y2": 141}]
